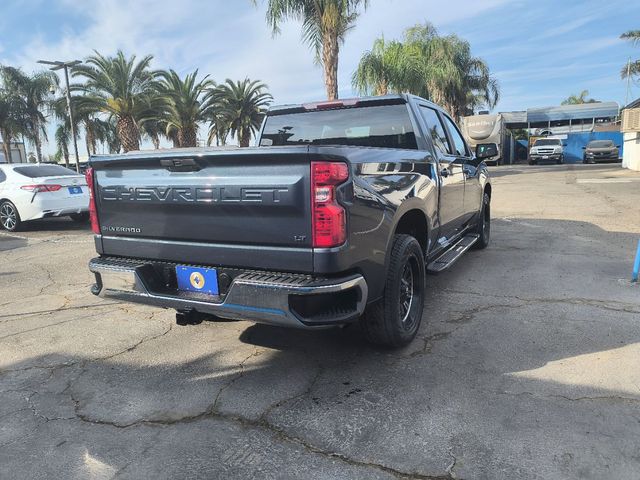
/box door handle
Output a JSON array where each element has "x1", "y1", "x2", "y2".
[{"x1": 160, "y1": 158, "x2": 201, "y2": 172}]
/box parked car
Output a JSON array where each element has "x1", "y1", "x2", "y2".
[
  {"x1": 87, "y1": 94, "x2": 493, "y2": 347},
  {"x1": 582, "y1": 140, "x2": 620, "y2": 163},
  {"x1": 0, "y1": 164, "x2": 89, "y2": 232},
  {"x1": 529, "y1": 138, "x2": 565, "y2": 165}
]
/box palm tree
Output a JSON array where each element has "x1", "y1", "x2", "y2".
[
  {"x1": 0, "y1": 66, "x2": 57, "y2": 162},
  {"x1": 0, "y1": 69, "x2": 28, "y2": 164},
  {"x1": 212, "y1": 79, "x2": 272, "y2": 147},
  {"x1": 139, "y1": 118, "x2": 163, "y2": 149},
  {"x1": 54, "y1": 123, "x2": 71, "y2": 168},
  {"x1": 352, "y1": 37, "x2": 422, "y2": 96},
  {"x1": 206, "y1": 110, "x2": 229, "y2": 147},
  {"x1": 256, "y1": 0, "x2": 368, "y2": 100},
  {"x1": 0, "y1": 92, "x2": 26, "y2": 163},
  {"x1": 353, "y1": 24, "x2": 499, "y2": 119},
  {"x1": 72, "y1": 50, "x2": 161, "y2": 152},
  {"x1": 404, "y1": 25, "x2": 498, "y2": 119},
  {"x1": 155, "y1": 69, "x2": 215, "y2": 147},
  {"x1": 621, "y1": 30, "x2": 640, "y2": 79},
  {"x1": 561, "y1": 90, "x2": 598, "y2": 105}
]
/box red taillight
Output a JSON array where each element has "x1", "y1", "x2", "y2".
[
  {"x1": 85, "y1": 167, "x2": 100, "y2": 234},
  {"x1": 311, "y1": 161, "x2": 349, "y2": 248},
  {"x1": 20, "y1": 184, "x2": 62, "y2": 192}
]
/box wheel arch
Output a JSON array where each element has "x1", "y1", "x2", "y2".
[
  {"x1": 392, "y1": 208, "x2": 429, "y2": 256},
  {"x1": 484, "y1": 182, "x2": 492, "y2": 199}
]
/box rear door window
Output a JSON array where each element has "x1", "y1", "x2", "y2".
[
  {"x1": 417, "y1": 106, "x2": 452, "y2": 156},
  {"x1": 442, "y1": 115, "x2": 469, "y2": 157},
  {"x1": 13, "y1": 165, "x2": 77, "y2": 178}
]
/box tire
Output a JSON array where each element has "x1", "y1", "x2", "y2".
[
  {"x1": 360, "y1": 234, "x2": 426, "y2": 347},
  {"x1": 69, "y1": 212, "x2": 90, "y2": 223},
  {"x1": 473, "y1": 192, "x2": 491, "y2": 250},
  {"x1": 557, "y1": 155, "x2": 564, "y2": 165},
  {"x1": 0, "y1": 200, "x2": 22, "y2": 232},
  {"x1": 528, "y1": 160, "x2": 537, "y2": 165}
]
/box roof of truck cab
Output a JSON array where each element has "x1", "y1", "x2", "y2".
[{"x1": 267, "y1": 94, "x2": 430, "y2": 115}]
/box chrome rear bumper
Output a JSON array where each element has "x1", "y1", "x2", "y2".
[{"x1": 89, "y1": 257, "x2": 367, "y2": 328}]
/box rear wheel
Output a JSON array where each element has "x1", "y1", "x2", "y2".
[
  {"x1": 360, "y1": 234, "x2": 425, "y2": 347},
  {"x1": 473, "y1": 192, "x2": 491, "y2": 250},
  {"x1": 69, "y1": 212, "x2": 89, "y2": 223},
  {"x1": 0, "y1": 201, "x2": 21, "y2": 232}
]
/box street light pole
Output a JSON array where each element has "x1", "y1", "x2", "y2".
[{"x1": 37, "y1": 59, "x2": 82, "y2": 173}]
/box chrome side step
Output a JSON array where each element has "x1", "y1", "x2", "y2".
[{"x1": 427, "y1": 234, "x2": 479, "y2": 273}]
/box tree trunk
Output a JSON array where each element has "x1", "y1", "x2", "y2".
[
  {"x1": 116, "y1": 115, "x2": 140, "y2": 152},
  {"x1": 239, "y1": 130, "x2": 251, "y2": 148},
  {"x1": 376, "y1": 79, "x2": 388, "y2": 96},
  {"x1": 178, "y1": 126, "x2": 197, "y2": 148},
  {"x1": 322, "y1": 31, "x2": 340, "y2": 100},
  {"x1": 150, "y1": 132, "x2": 160, "y2": 149},
  {"x1": 34, "y1": 123, "x2": 42, "y2": 163},
  {"x1": 63, "y1": 146, "x2": 69, "y2": 169},
  {"x1": 1, "y1": 131, "x2": 12, "y2": 163},
  {"x1": 85, "y1": 122, "x2": 97, "y2": 155}
]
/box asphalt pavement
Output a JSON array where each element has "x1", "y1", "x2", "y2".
[{"x1": 1, "y1": 163, "x2": 639, "y2": 479}]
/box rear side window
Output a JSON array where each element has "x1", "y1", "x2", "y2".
[
  {"x1": 417, "y1": 106, "x2": 451, "y2": 156},
  {"x1": 0, "y1": 168, "x2": 5, "y2": 183},
  {"x1": 261, "y1": 104, "x2": 418, "y2": 149},
  {"x1": 13, "y1": 165, "x2": 77, "y2": 178},
  {"x1": 442, "y1": 115, "x2": 469, "y2": 156}
]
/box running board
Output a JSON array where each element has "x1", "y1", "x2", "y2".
[{"x1": 427, "y1": 234, "x2": 479, "y2": 273}]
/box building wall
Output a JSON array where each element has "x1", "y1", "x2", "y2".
[{"x1": 622, "y1": 132, "x2": 640, "y2": 171}]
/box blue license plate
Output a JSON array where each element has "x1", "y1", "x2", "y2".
[
  {"x1": 68, "y1": 186, "x2": 83, "y2": 195},
  {"x1": 176, "y1": 266, "x2": 219, "y2": 295}
]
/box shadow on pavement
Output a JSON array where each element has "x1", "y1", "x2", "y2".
[{"x1": 1, "y1": 217, "x2": 640, "y2": 478}]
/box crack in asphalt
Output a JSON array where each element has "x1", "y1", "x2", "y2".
[
  {"x1": 65, "y1": 408, "x2": 455, "y2": 480},
  {"x1": 0, "y1": 312, "x2": 172, "y2": 375},
  {"x1": 445, "y1": 449, "x2": 459, "y2": 479},
  {"x1": 432, "y1": 288, "x2": 640, "y2": 315},
  {"x1": 211, "y1": 346, "x2": 262, "y2": 412},
  {"x1": 500, "y1": 390, "x2": 640, "y2": 404},
  {"x1": 259, "y1": 363, "x2": 325, "y2": 423},
  {"x1": 0, "y1": 300, "x2": 121, "y2": 322}
]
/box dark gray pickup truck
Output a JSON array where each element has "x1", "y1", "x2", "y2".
[{"x1": 87, "y1": 94, "x2": 494, "y2": 347}]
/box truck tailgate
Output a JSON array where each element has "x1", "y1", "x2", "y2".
[{"x1": 92, "y1": 148, "x2": 314, "y2": 271}]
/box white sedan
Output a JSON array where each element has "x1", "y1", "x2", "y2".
[{"x1": 0, "y1": 164, "x2": 89, "y2": 232}]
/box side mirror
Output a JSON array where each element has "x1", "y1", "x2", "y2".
[
  {"x1": 562, "y1": 143, "x2": 567, "y2": 147},
  {"x1": 582, "y1": 146, "x2": 586, "y2": 149},
  {"x1": 616, "y1": 145, "x2": 621, "y2": 148},
  {"x1": 475, "y1": 143, "x2": 498, "y2": 160}
]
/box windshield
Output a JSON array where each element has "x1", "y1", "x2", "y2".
[
  {"x1": 261, "y1": 104, "x2": 418, "y2": 149},
  {"x1": 587, "y1": 140, "x2": 614, "y2": 148},
  {"x1": 534, "y1": 139, "x2": 561, "y2": 146},
  {"x1": 13, "y1": 165, "x2": 78, "y2": 178}
]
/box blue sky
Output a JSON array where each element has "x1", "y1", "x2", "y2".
[{"x1": 0, "y1": 0, "x2": 638, "y2": 154}]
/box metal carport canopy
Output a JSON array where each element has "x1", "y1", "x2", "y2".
[{"x1": 527, "y1": 102, "x2": 619, "y2": 123}]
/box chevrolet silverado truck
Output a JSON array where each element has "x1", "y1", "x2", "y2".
[
  {"x1": 528, "y1": 138, "x2": 565, "y2": 165},
  {"x1": 87, "y1": 95, "x2": 494, "y2": 347}
]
